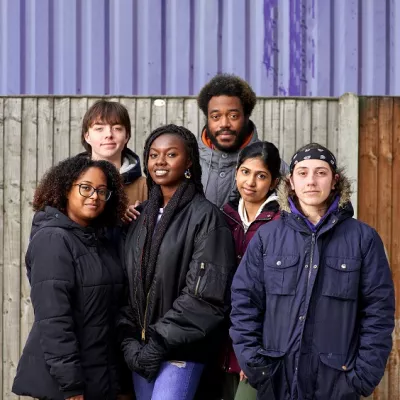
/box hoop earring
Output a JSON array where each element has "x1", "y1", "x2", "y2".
[{"x1": 184, "y1": 169, "x2": 192, "y2": 179}]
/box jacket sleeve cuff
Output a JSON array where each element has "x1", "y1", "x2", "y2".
[{"x1": 62, "y1": 387, "x2": 85, "y2": 399}]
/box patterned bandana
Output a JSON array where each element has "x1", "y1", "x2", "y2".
[{"x1": 290, "y1": 147, "x2": 337, "y2": 173}]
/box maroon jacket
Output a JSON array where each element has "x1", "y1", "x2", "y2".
[
  {"x1": 223, "y1": 199, "x2": 280, "y2": 266},
  {"x1": 221, "y1": 197, "x2": 280, "y2": 373}
]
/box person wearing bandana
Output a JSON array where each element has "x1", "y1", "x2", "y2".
[{"x1": 230, "y1": 143, "x2": 394, "y2": 399}]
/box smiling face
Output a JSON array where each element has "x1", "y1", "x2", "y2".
[
  {"x1": 66, "y1": 167, "x2": 107, "y2": 226},
  {"x1": 147, "y1": 134, "x2": 192, "y2": 193},
  {"x1": 206, "y1": 95, "x2": 248, "y2": 152},
  {"x1": 236, "y1": 157, "x2": 276, "y2": 206},
  {"x1": 84, "y1": 119, "x2": 129, "y2": 162},
  {"x1": 290, "y1": 159, "x2": 337, "y2": 212}
]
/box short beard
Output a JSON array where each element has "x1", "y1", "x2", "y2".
[{"x1": 205, "y1": 121, "x2": 250, "y2": 153}]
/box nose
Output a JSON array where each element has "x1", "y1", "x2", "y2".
[
  {"x1": 247, "y1": 174, "x2": 256, "y2": 187},
  {"x1": 306, "y1": 173, "x2": 316, "y2": 185},
  {"x1": 219, "y1": 115, "x2": 231, "y2": 129},
  {"x1": 104, "y1": 126, "x2": 113, "y2": 137},
  {"x1": 89, "y1": 189, "x2": 99, "y2": 199},
  {"x1": 155, "y1": 154, "x2": 167, "y2": 165}
]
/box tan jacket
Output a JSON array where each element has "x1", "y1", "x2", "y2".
[{"x1": 125, "y1": 176, "x2": 148, "y2": 205}]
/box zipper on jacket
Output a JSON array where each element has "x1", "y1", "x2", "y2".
[
  {"x1": 307, "y1": 233, "x2": 316, "y2": 285},
  {"x1": 194, "y1": 262, "x2": 206, "y2": 296},
  {"x1": 141, "y1": 291, "x2": 151, "y2": 341}
]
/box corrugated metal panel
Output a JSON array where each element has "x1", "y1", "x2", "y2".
[{"x1": 0, "y1": 0, "x2": 399, "y2": 96}]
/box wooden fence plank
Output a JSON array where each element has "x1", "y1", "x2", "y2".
[
  {"x1": 263, "y1": 99, "x2": 281, "y2": 154},
  {"x1": 280, "y1": 100, "x2": 296, "y2": 163},
  {"x1": 151, "y1": 98, "x2": 167, "y2": 130},
  {"x1": 135, "y1": 99, "x2": 152, "y2": 157},
  {"x1": 183, "y1": 99, "x2": 200, "y2": 138},
  {"x1": 87, "y1": 97, "x2": 102, "y2": 108},
  {"x1": 358, "y1": 97, "x2": 379, "y2": 227},
  {"x1": 37, "y1": 98, "x2": 54, "y2": 179},
  {"x1": 70, "y1": 98, "x2": 88, "y2": 156},
  {"x1": 366, "y1": 98, "x2": 395, "y2": 400},
  {"x1": 166, "y1": 99, "x2": 184, "y2": 126},
  {"x1": 327, "y1": 100, "x2": 339, "y2": 155},
  {"x1": 295, "y1": 100, "x2": 312, "y2": 150},
  {"x1": 53, "y1": 98, "x2": 71, "y2": 163},
  {"x1": 251, "y1": 101, "x2": 264, "y2": 139},
  {"x1": 338, "y1": 93, "x2": 359, "y2": 217},
  {"x1": 3, "y1": 98, "x2": 22, "y2": 399},
  {"x1": 377, "y1": 98, "x2": 393, "y2": 258},
  {"x1": 0, "y1": 98, "x2": 4, "y2": 397},
  {"x1": 120, "y1": 98, "x2": 137, "y2": 156},
  {"x1": 388, "y1": 97, "x2": 400, "y2": 400},
  {"x1": 19, "y1": 98, "x2": 37, "y2": 357},
  {"x1": 311, "y1": 100, "x2": 328, "y2": 146}
]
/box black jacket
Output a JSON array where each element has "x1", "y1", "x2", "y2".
[
  {"x1": 13, "y1": 207, "x2": 128, "y2": 400},
  {"x1": 118, "y1": 193, "x2": 236, "y2": 363}
]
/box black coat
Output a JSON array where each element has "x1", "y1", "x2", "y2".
[
  {"x1": 118, "y1": 193, "x2": 236, "y2": 363},
  {"x1": 13, "y1": 207, "x2": 129, "y2": 400}
]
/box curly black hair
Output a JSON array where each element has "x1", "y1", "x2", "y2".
[
  {"x1": 197, "y1": 73, "x2": 257, "y2": 117},
  {"x1": 143, "y1": 124, "x2": 204, "y2": 194},
  {"x1": 33, "y1": 155, "x2": 128, "y2": 227}
]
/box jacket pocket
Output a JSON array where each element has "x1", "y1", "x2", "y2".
[
  {"x1": 192, "y1": 261, "x2": 229, "y2": 303},
  {"x1": 247, "y1": 349, "x2": 289, "y2": 400},
  {"x1": 322, "y1": 257, "x2": 362, "y2": 300},
  {"x1": 263, "y1": 255, "x2": 299, "y2": 295},
  {"x1": 317, "y1": 353, "x2": 358, "y2": 399}
]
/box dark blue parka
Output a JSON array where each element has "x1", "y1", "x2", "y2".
[{"x1": 230, "y1": 175, "x2": 395, "y2": 400}]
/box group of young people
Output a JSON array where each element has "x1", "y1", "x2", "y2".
[{"x1": 12, "y1": 75, "x2": 394, "y2": 400}]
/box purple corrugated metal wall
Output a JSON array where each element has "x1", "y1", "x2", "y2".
[{"x1": 0, "y1": 0, "x2": 399, "y2": 96}]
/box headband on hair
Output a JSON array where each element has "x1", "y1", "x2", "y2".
[{"x1": 290, "y1": 147, "x2": 337, "y2": 173}]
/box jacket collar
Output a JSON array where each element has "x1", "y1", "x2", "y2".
[
  {"x1": 222, "y1": 195, "x2": 279, "y2": 227},
  {"x1": 31, "y1": 206, "x2": 100, "y2": 245}
]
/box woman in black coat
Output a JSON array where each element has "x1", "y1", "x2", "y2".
[
  {"x1": 118, "y1": 125, "x2": 236, "y2": 400},
  {"x1": 13, "y1": 156, "x2": 130, "y2": 400}
]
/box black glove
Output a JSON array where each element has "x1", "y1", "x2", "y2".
[
  {"x1": 137, "y1": 338, "x2": 167, "y2": 382},
  {"x1": 121, "y1": 338, "x2": 144, "y2": 373}
]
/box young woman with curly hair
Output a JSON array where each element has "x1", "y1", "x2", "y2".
[
  {"x1": 117, "y1": 124, "x2": 236, "y2": 400},
  {"x1": 13, "y1": 156, "x2": 131, "y2": 400}
]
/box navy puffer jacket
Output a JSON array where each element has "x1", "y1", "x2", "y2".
[{"x1": 230, "y1": 175, "x2": 395, "y2": 400}]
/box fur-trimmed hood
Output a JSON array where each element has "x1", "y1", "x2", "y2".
[{"x1": 276, "y1": 170, "x2": 352, "y2": 213}]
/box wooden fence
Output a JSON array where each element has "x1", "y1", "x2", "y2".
[
  {"x1": 358, "y1": 97, "x2": 400, "y2": 400},
  {"x1": 0, "y1": 95, "x2": 358, "y2": 399}
]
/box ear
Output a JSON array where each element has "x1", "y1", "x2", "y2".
[
  {"x1": 289, "y1": 175, "x2": 295, "y2": 191},
  {"x1": 186, "y1": 160, "x2": 193, "y2": 170},
  {"x1": 332, "y1": 173, "x2": 340, "y2": 190},
  {"x1": 84, "y1": 131, "x2": 91, "y2": 144},
  {"x1": 270, "y1": 177, "x2": 280, "y2": 190}
]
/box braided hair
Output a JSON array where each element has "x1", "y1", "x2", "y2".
[{"x1": 143, "y1": 124, "x2": 204, "y2": 195}]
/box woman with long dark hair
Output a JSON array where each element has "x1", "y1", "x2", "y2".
[
  {"x1": 118, "y1": 124, "x2": 236, "y2": 400},
  {"x1": 221, "y1": 141, "x2": 282, "y2": 400}
]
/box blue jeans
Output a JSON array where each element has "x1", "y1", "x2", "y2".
[{"x1": 132, "y1": 361, "x2": 204, "y2": 400}]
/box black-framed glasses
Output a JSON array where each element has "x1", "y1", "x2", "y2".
[{"x1": 73, "y1": 184, "x2": 112, "y2": 201}]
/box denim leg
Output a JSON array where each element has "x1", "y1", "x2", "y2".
[
  {"x1": 132, "y1": 372, "x2": 155, "y2": 400},
  {"x1": 151, "y1": 361, "x2": 204, "y2": 400}
]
